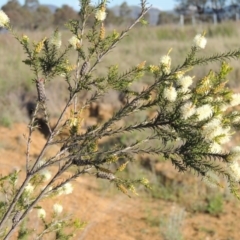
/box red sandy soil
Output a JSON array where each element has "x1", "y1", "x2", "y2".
[{"x1": 1, "y1": 123, "x2": 240, "y2": 240}]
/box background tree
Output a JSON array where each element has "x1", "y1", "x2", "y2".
[
  {"x1": 104, "y1": 8, "x2": 120, "y2": 26},
  {"x1": 53, "y1": 5, "x2": 79, "y2": 28},
  {"x1": 119, "y1": 1, "x2": 131, "y2": 18},
  {"x1": 33, "y1": 6, "x2": 53, "y2": 30},
  {"x1": 157, "y1": 11, "x2": 179, "y2": 25},
  {"x1": 1, "y1": 0, "x2": 33, "y2": 29},
  {"x1": 118, "y1": 1, "x2": 133, "y2": 25},
  {"x1": 210, "y1": 0, "x2": 227, "y2": 8}
]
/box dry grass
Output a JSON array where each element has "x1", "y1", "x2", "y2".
[{"x1": 0, "y1": 22, "x2": 240, "y2": 124}]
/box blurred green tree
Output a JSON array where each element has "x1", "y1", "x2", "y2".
[
  {"x1": 2, "y1": 0, "x2": 33, "y2": 29},
  {"x1": 33, "y1": 6, "x2": 53, "y2": 30},
  {"x1": 53, "y1": 5, "x2": 79, "y2": 27},
  {"x1": 118, "y1": 1, "x2": 133, "y2": 26}
]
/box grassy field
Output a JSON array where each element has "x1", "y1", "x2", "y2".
[{"x1": 1, "y1": 22, "x2": 240, "y2": 126}]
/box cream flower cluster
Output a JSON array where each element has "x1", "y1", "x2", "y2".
[
  {"x1": 163, "y1": 86, "x2": 177, "y2": 102},
  {"x1": 229, "y1": 161, "x2": 240, "y2": 182},
  {"x1": 40, "y1": 169, "x2": 52, "y2": 182},
  {"x1": 230, "y1": 93, "x2": 240, "y2": 107},
  {"x1": 160, "y1": 55, "x2": 171, "y2": 74},
  {"x1": 209, "y1": 142, "x2": 222, "y2": 153},
  {"x1": 193, "y1": 34, "x2": 207, "y2": 49},
  {"x1": 24, "y1": 183, "x2": 34, "y2": 194},
  {"x1": 196, "y1": 104, "x2": 213, "y2": 121},
  {"x1": 180, "y1": 101, "x2": 196, "y2": 120},
  {"x1": 177, "y1": 75, "x2": 193, "y2": 92},
  {"x1": 58, "y1": 182, "x2": 73, "y2": 195},
  {"x1": 68, "y1": 36, "x2": 81, "y2": 49},
  {"x1": 37, "y1": 208, "x2": 46, "y2": 219},
  {"x1": 0, "y1": 10, "x2": 9, "y2": 27},
  {"x1": 95, "y1": 9, "x2": 107, "y2": 21},
  {"x1": 181, "y1": 102, "x2": 213, "y2": 121},
  {"x1": 202, "y1": 117, "x2": 232, "y2": 152},
  {"x1": 50, "y1": 31, "x2": 62, "y2": 49},
  {"x1": 53, "y1": 203, "x2": 63, "y2": 214},
  {"x1": 227, "y1": 147, "x2": 240, "y2": 181},
  {"x1": 228, "y1": 146, "x2": 240, "y2": 161}
]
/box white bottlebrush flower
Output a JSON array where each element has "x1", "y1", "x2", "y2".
[
  {"x1": 202, "y1": 118, "x2": 222, "y2": 140},
  {"x1": 63, "y1": 182, "x2": 73, "y2": 194},
  {"x1": 0, "y1": 10, "x2": 10, "y2": 27},
  {"x1": 217, "y1": 126, "x2": 231, "y2": 144},
  {"x1": 196, "y1": 104, "x2": 213, "y2": 121},
  {"x1": 163, "y1": 86, "x2": 177, "y2": 102},
  {"x1": 228, "y1": 146, "x2": 240, "y2": 162},
  {"x1": 95, "y1": 9, "x2": 107, "y2": 21},
  {"x1": 37, "y1": 160, "x2": 45, "y2": 168},
  {"x1": 193, "y1": 34, "x2": 207, "y2": 49},
  {"x1": 231, "y1": 111, "x2": 240, "y2": 123},
  {"x1": 68, "y1": 36, "x2": 81, "y2": 49},
  {"x1": 181, "y1": 93, "x2": 192, "y2": 101},
  {"x1": 219, "y1": 103, "x2": 229, "y2": 112},
  {"x1": 229, "y1": 161, "x2": 240, "y2": 182},
  {"x1": 178, "y1": 75, "x2": 193, "y2": 90},
  {"x1": 160, "y1": 55, "x2": 171, "y2": 74},
  {"x1": 59, "y1": 182, "x2": 73, "y2": 195},
  {"x1": 37, "y1": 208, "x2": 46, "y2": 219},
  {"x1": 40, "y1": 169, "x2": 51, "y2": 182},
  {"x1": 160, "y1": 55, "x2": 171, "y2": 66},
  {"x1": 230, "y1": 93, "x2": 240, "y2": 107},
  {"x1": 53, "y1": 203, "x2": 63, "y2": 214},
  {"x1": 50, "y1": 31, "x2": 62, "y2": 49},
  {"x1": 180, "y1": 101, "x2": 196, "y2": 119},
  {"x1": 209, "y1": 142, "x2": 222, "y2": 153},
  {"x1": 233, "y1": 115, "x2": 240, "y2": 124},
  {"x1": 175, "y1": 71, "x2": 184, "y2": 79},
  {"x1": 24, "y1": 183, "x2": 34, "y2": 194}
]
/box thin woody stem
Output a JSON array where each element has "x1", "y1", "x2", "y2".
[
  {"x1": 0, "y1": 95, "x2": 74, "y2": 231},
  {"x1": 26, "y1": 102, "x2": 40, "y2": 173}
]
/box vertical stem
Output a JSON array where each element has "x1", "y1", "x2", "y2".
[
  {"x1": 0, "y1": 96, "x2": 74, "y2": 231},
  {"x1": 42, "y1": 103, "x2": 53, "y2": 135},
  {"x1": 26, "y1": 102, "x2": 40, "y2": 173}
]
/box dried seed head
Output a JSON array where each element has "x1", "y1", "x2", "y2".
[
  {"x1": 137, "y1": 61, "x2": 146, "y2": 70},
  {"x1": 12, "y1": 211, "x2": 22, "y2": 226},
  {"x1": 34, "y1": 37, "x2": 46, "y2": 54},
  {"x1": 36, "y1": 78, "x2": 46, "y2": 102},
  {"x1": 105, "y1": 155, "x2": 118, "y2": 163},
  {"x1": 96, "y1": 171, "x2": 115, "y2": 180},
  {"x1": 80, "y1": 61, "x2": 90, "y2": 76},
  {"x1": 116, "y1": 183, "x2": 128, "y2": 195},
  {"x1": 72, "y1": 158, "x2": 91, "y2": 166},
  {"x1": 116, "y1": 161, "x2": 129, "y2": 172},
  {"x1": 99, "y1": 23, "x2": 105, "y2": 40}
]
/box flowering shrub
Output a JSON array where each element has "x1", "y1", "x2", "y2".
[{"x1": 1, "y1": 0, "x2": 240, "y2": 239}]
